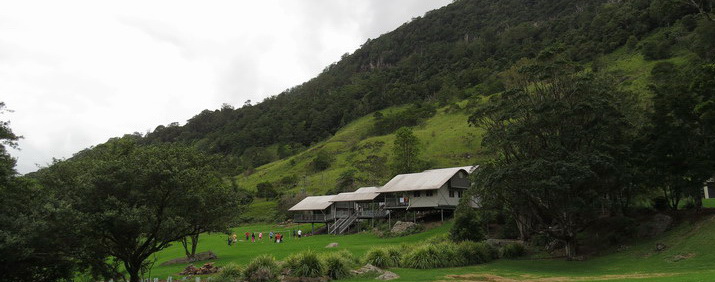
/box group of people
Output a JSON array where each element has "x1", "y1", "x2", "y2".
[{"x1": 227, "y1": 230, "x2": 303, "y2": 246}]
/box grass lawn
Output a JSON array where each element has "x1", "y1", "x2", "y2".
[
  {"x1": 703, "y1": 198, "x2": 715, "y2": 208},
  {"x1": 144, "y1": 212, "x2": 715, "y2": 281},
  {"x1": 147, "y1": 222, "x2": 453, "y2": 279}
]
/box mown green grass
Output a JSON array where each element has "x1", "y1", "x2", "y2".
[
  {"x1": 146, "y1": 222, "x2": 453, "y2": 279},
  {"x1": 703, "y1": 198, "x2": 715, "y2": 208},
  {"x1": 143, "y1": 213, "x2": 715, "y2": 281}
]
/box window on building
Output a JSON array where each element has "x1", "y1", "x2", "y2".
[
  {"x1": 413, "y1": 191, "x2": 421, "y2": 197},
  {"x1": 458, "y1": 190, "x2": 463, "y2": 198},
  {"x1": 449, "y1": 189, "x2": 455, "y2": 198},
  {"x1": 426, "y1": 190, "x2": 434, "y2": 197}
]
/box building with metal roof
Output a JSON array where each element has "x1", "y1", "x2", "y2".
[
  {"x1": 380, "y1": 166, "x2": 477, "y2": 210},
  {"x1": 288, "y1": 165, "x2": 479, "y2": 234}
]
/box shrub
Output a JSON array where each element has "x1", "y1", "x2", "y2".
[
  {"x1": 334, "y1": 249, "x2": 358, "y2": 265},
  {"x1": 641, "y1": 40, "x2": 671, "y2": 60},
  {"x1": 284, "y1": 250, "x2": 324, "y2": 278},
  {"x1": 401, "y1": 244, "x2": 444, "y2": 269},
  {"x1": 322, "y1": 252, "x2": 352, "y2": 280},
  {"x1": 457, "y1": 241, "x2": 497, "y2": 265},
  {"x1": 450, "y1": 203, "x2": 486, "y2": 242},
  {"x1": 363, "y1": 248, "x2": 390, "y2": 268},
  {"x1": 311, "y1": 150, "x2": 333, "y2": 171},
  {"x1": 501, "y1": 242, "x2": 527, "y2": 259},
  {"x1": 385, "y1": 246, "x2": 403, "y2": 267},
  {"x1": 435, "y1": 242, "x2": 465, "y2": 267},
  {"x1": 424, "y1": 233, "x2": 451, "y2": 244},
  {"x1": 243, "y1": 254, "x2": 280, "y2": 282},
  {"x1": 215, "y1": 263, "x2": 243, "y2": 282}
]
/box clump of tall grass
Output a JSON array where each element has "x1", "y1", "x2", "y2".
[
  {"x1": 385, "y1": 246, "x2": 403, "y2": 267},
  {"x1": 457, "y1": 241, "x2": 498, "y2": 264},
  {"x1": 322, "y1": 252, "x2": 352, "y2": 280},
  {"x1": 214, "y1": 263, "x2": 243, "y2": 282},
  {"x1": 401, "y1": 241, "x2": 498, "y2": 269},
  {"x1": 284, "y1": 250, "x2": 325, "y2": 278},
  {"x1": 500, "y1": 242, "x2": 527, "y2": 258},
  {"x1": 363, "y1": 247, "x2": 391, "y2": 268},
  {"x1": 243, "y1": 254, "x2": 280, "y2": 282},
  {"x1": 424, "y1": 233, "x2": 451, "y2": 244},
  {"x1": 401, "y1": 244, "x2": 445, "y2": 269}
]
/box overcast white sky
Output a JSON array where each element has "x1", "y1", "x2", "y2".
[{"x1": 0, "y1": 0, "x2": 451, "y2": 174}]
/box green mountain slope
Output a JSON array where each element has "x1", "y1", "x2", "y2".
[
  {"x1": 236, "y1": 33, "x2": 704, "y2": 220},
  {"x1": 138, "y1": 0, "x2": 707, "y2": 176}
]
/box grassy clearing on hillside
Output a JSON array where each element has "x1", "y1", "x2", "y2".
[{"x1": 234, "y1": 103, "x2": 487, "y2": 197}]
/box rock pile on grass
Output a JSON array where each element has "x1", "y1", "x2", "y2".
[
  {"x1": 179, "y1": 262, "x2": 220, "y2": 275},
  {"x1": 390, "y1": 221, "x2": 416, "y2": 234},
  {"x1": 160, "y1": 251, "x2": 218, "y2": 266}
]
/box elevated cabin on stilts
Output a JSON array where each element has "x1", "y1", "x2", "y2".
[
  {"x1": 289, "y1": 195, "x2": 335, "y2": 234},
  {"x1": 380, "y1": 166, "x2": 478, "y2": 222},
  {"x1": 288, "y1": 165, "x2": 480, "y2": 235}
]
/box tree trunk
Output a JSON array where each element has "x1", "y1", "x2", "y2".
[
  {"x1": 125, "y1": 261, "x2": 141, "y2": 282},
  {"x1": 695, "y1": 193, "x2": 703, "y2": 212},
  {"x1": 181, "y1": 233, "x2": 201, "y2": 261},
  {"x1": 565, "y1": 237, "x2": 577, "y2": 260},
  {"x1": 181, "y1": 237, "x2": 193, "y2": 260},
  {"x1": 190, "y1": 233, "x2": 200, "y2": 258}
]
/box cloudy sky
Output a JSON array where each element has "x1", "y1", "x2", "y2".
[{"x1": 0, "y1": 0, "x2": 451, "y2": 174}]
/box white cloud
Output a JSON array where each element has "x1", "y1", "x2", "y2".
[{"x1": 0, "y1": 0, "x2": 451, "y2": 174}]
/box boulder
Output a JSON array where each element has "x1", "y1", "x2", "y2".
[
  {"x1": 325, "y1": 242, "x2": 339, "y2": 248},
  {"x1": 390, "y1": 221, "x2": 416, "y2": 234},
  {"x1": 638, "y1": 214, "x2": 673, "y2": 238},
  {"x1": 655, "y1": 242, "x2": 667, "y2": 252},
  {"x1": 376, "y1": 271, "x2": 399, "y2": 280},
  {"x1": 351, "y1": 264, "x2": 384, "y2": 276}
]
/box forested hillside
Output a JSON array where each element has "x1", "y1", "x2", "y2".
[{"x1": 139, "y1": 0, "x2": 713, "y2": 173}]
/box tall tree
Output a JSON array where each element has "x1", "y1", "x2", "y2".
[
  {"x1": 180, "y1": 177, "x2": 244, "y2": 261},
  {"x1": 470, "y1": 72, "x2": 638, "y2": 259},
  {"x1": 645, "y1": 63, "x2": 715, "y2": 210},
  {"x1": 37, "y1": 138, "x2": 240, "y2": 282},
  {"x1": 390, "y1": 127, "x2": 422, "y2": 174},
  {"x1": 0, "y1": 102, "x2": 19, "y2": 186}
]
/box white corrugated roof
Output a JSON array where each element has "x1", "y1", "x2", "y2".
[
  {"x1": 424, "y1": 165, "x2": 479, "y2": 174},
  {"x1": 354, "y1": 186, "x2": 379, "y2": 193},
  {"x1": 380, "y1": 166, "x2": 476, "y2": 193},
  {"x1": 331, "y1": 186, "x2": 380, "y2": 202},
  {"x1": 288, "y1": 195, "x2": 335, "y2": 211}
]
